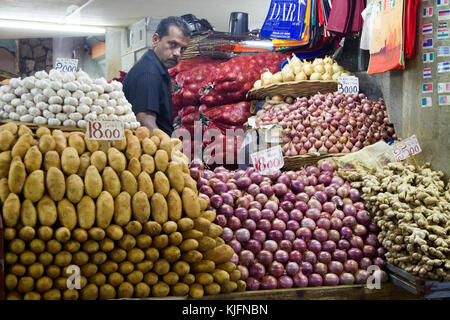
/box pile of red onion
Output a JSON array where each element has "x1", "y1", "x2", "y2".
[
  {"x1": 190, "y1": 160, "x2": 388, "y2": 290},
  {"x1": 255, "y1": 92, "x2": 397, "y2": 156}
]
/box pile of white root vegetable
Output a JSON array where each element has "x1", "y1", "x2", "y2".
[{"x1": 339, "y1": 162, "x2": 450, "y2": 281}]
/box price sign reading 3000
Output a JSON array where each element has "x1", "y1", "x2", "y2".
[{"x1": 87, "y1": 121, "x2": 125, "y2": 141}]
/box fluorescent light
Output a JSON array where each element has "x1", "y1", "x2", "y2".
[{"x1": 0, "y1": 19, "x2": 105, "y2": 34}]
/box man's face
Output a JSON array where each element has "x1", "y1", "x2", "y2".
[{"x1": 152, "y1": 25, "x2": 190, "y2": 69}]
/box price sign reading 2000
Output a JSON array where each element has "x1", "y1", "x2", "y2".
[{"x1": 87, "y1": 121, "x2": 125, "y2": 141}]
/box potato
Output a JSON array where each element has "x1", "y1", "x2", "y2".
[
  {"x1": 23, "y1": 291, "x2": 41, "y2": 300},
  {"x1": 77, "y1": 196, "x2": 95, "y2": 229},
  {"x1": 2, "y1": 193, "x2": 20, "y2": 227},
  {"x1": 20, "y1": 251, "x2": 37, "y2": 265},
  {"x1": 100, "y1": 238, "x2": 115, "y2": 252},
  {"x1": 23, "y1": 169, "x2": 45, "y2": 202},
  {"x1": 6, "y1": 252, "x2": 18, "y2": 265},
  {"x1": 217, "y1": 262, "x2": 236, "y2": 273},
  {"x1": 84, "y1": 165, "x2": 103, "y2": 198},
  {"x1": 127, "y1": 157, "x2": 141, "y2": 177},
  {"x1": 88, "y1": 227, "x2": 106, "y2": 241},
  {"x1": 100, "y1": 261, "x2": 119, "y2": 275},
  {"x1": 213, "y1": 269, "x2": 230, "y2": 284},
  {"x1": 0, "y1": 129, "x2": 14, "y2": 151},
  {"x1": 11, "y1": 134, "x2": 33, "y2": 159},
  {"x1": 205, "y1": 283, "x2": 221, "y2": 295},
  {"x1": 91, "y1": 151, "x2": 107, "y2": 172},
  {"x1": 159, "y1": 138, "x2": 174, "y2": 158},
  {"x1": 0, "y1": 152, "x2": 11, "y2": 180},
  {"x1": 193, "y1": 260, "x2": 216, "y2": 273},
  {"x1": 39, "y1": 135, "x2": 56, "y2": 154},
  {"x1": 35, "y1": 127, "x2": 50, "y2": 137},
  {"x1": 113, "y1": 191, "x2": 131, "y2": 226},
  {"x1": 108, "y1": 272, "x2": 124, "y2": 287},
  {"x1": 77, "y1": 152, "x2": 91, "y2": 177},
  {"x1": 205, "y1": 244, "x2": 234, "y2": 264},
  {"x1": 54, "y1": 251, "x2": 72, "y2": 267},
  {"x1": 181, "y1": 250, "x2": 203, "y2": 264},
  {"x1": 106, "y1": 224, "x2": 124, "y2": 241},
  {"x1": 153, "y1": 259, "x2": 170, "y2": 275},
  {"x1": 193, "y1": 217, "x2": 211, "y2": 233},
  {"x1": 136, "y1": 234, "x2": 152, "y2": 249},
  {"x1": 207, "y1": 224, "x2": 223, "y2": 238},
  {"x1": 150, "y1": 193, "x2": 168, "y2": 224},
  {"x1": 167, "y1": 189, "x2": 182, "y2": 221},
  {"x1": 9, "y1": 238, "x2": 26, "y2": 254},
  {"x1": 120, "y1": 170, "x2": 137, "y2": 196},
  {"x1": 24, "y1": 146, "x2": 42, "y2": 172},
  {"x1": 81, "y1": 284, "x2": 98, "y2": 300},
  {"x1": 62, "y1": 289, "x2": 79, "y2": 300},
  {"x1": 136, "y1": 127, "x2": 150, "y2": 142},
  {"x1": 111, "y1": 138, "x2": 126, "y2": 151},
  {"x1": 0, "y1": 182, "x2": 10, "y2": 211},
  {"x1": 189, "y1": 283, "x2": 204, "y2": 299},
  {"x1": 16, "y1": 276, "x2": 34, "y2": 294},
  {"x1": 43, "y1": 151, "x2": 61, "y2": 171},
  {"x1": 154, "y1": 150, "x2": 169, "y2": 172},
  {"x1": 118, "y1": 234, "x2": 136, "y2": 250},
  {"x1": 37, "y1": 226, "x2": 53, "y2": 241},
  {"x1": 196, "y1": 273, "x2": 214, "y2": 285},
  {"x1": 127, "y1": 270, "x2": 144, "y2": 284},
  {"x1": 150, "y1": 135, "x2": 160, "y2": 148},
  {"x1": 72, "y1": 228, "x2": 88, "y2": 243},
  {"x1": 161, "y1": 221, "x2": 177, "y2": 234},
  {"x1": 38, "y1": 252, "x2": 53, "y2": 266},
  {"x1": 133, "y1": 282, "x2": 150, "y2": 298},
  {"x1": 91, "y1": 252, "x2": 108, "y2": 265},
  {"x1": 56, "y1": 199, "x2": 77, "y2": 230},
  {"x1": 55, "y1": 227, "x2": 71, "y2": 243},
  {"x1": 66, "y1": 174, "x2": 84, "y2": 203},
  {"x1": 54, "y1": 132, "x2": 68, "y2": 154},
  {"x1": 81, "y1": 264, "x2": 98, "y2": 278},
  {"x1": 201, "y1": 210, "x2": 216, "y2": 223},
  {"x1": 36, "y1": 195, "x2": 57, "y2": 226},
  {"x1": 162, "y1": 246, "x2": 181, "y2": 263},
  {"x1": 125, "y1": 220, "x2": 143, "y2": 236},
  {"x1": 45, "y1": 167, "x2": 65, "y2": 201},
  {"x1": 140, "y1": 154, "x2": 155, "y2": 175},
  {"x1": 142, "y1": 138, "x2": 157, "y2": 156},
  {"x1": 90, "y1": 273, "x2": 107, "y2": 286},
  {"x1": 10, "y1": 264, "x2": 26, "y2": 277},
  {"x1": 62, "y1": 240, "x2": 79, "y2": 253},
  {"x1": 35, "y1": 277, "x2": 53, "y2": 293},
  {"x1": 46, "y1": 265, "x2": 61, "y2": 279},
  {"x1": 83, "y1": 135, "x2": 99, "y2": 153},
  {"x1": 118, "y1": 282, "x2": 134, "y2": 298},
  {"x1": 4, "y1": 227, "x2": 16, "y2": 240},
  {"x1": 153, "y1": 171, "x2": 170, "y2": 196},
  {"x1": 99, "y1": 284, "x2": 116, "y2": 300},
  {"x1": 182, "y1": 273, "x2": 196, "y2": 285},
  {"x1": 221, "y1": 281, "x2": 237, "y2": 293},
  {"x1": 82, "y1": 240, "x2": 99, "y2": 254},
  {"x1": 180, "y1": 239, "x2": 199, "y2": 252},
  {"x1": 107, "y1": 148, "x2": 126, "y2": 173},
  {"x1": 143, "y1": 272, "x2": 158, "y2": 286},
  {"x1": 198, "y1": 236, "x2": 216, "y2": 252},
  {"x1": 96, "y1": 191, "x2": 114, "y2": 229},
  {"x1": 199, "y1": 198, "x2": 208, "y2": 211},
  {"x1": 136, "y1": 260, "x2": 153, "y2": 273},
  {"x1": 230, "y1": 269, "x2": 241, "y2": 282},
  {"x1": 128, "y1": 248, "x2": 145, "y2": 264},
  {"x1": 182, "y1": 230, "x2": 203, "y2": 239},
  {"x1": 152, "y1": 128, "x2": 170, "y2": 143},
  {"x1": 132, "y1": 191, "x2": 151, "y2": 223},
  {"x1": 125, "y1": 134, "x2": 141, "y2": 160},
  {"x1": 167, "y1": 163, "x2": 184, "y2": 193},
  {"x1": 182, "y1": 188, "x2": 200, "y2": 218},
  {"x1": 18, "y1": 226, "x2": 35, "y2": 241},
  {"x1": 145, "y1": 248, "x2": 160, "y2": 262},
  {"x1": 61, "y1": 147, "x2": 80, "y2": 175},
  {"x1": 161, "y1": 272, "x2": 178, "y2": 285},
  {"x1": 143, "y1": 221, "x2": 161, "y2": 236},
  {"x1": 118, "y1": 261, "x2": 134, "y2": 275},
  {"x1": 137, "y1": 172, "x2": 154, "y2": 198},
  {"x1": 152, "y1": 234, "x2": 169, "y2": 249},
  {"x1": 8, "y1": 156, "x2": 26, "y2": 194},
  {"x1": 152, "y1": 282, "x2": 170, "y2": 297},
  {"x1": 72, "y1": 251, "x2": 89, "y2": 265},
  {"x1": 68, "y1": 133, "x2": 85, "y2": 155},
  {"x1": 183, "y1": 173, "x2": 198, "y2": 193},
  {"x1": 169, "y1": 232, "x2": 183, "y2": 246}
]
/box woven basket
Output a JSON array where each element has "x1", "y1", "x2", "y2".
[
  {"x1": 247, "y1": 80, "x2": 338, "y2": 100},
  {"x1": 282, "y1": 153, "x2": 345, "y2": 171}
]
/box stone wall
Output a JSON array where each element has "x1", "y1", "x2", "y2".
[{"x1": 18, "y1": 38, "x2": 53, "y2": 77}]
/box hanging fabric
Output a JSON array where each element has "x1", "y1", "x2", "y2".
[{"x1": 404, "y1": 0, "x2": 418, "y2": 60}]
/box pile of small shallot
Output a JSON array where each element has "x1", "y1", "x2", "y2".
[
  {"x1": 255, "y1": 92, "x2": 397, "y2": 156},
  {"x1": 189, "y1": 160, "x2": 388, "y2": 290}
]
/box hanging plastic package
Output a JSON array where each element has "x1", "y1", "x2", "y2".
[
  {"x1": 260, "y1": 0, "x2": 308, "y2": 40},
  {"x1": 360, "y1": 0, "x2": 376, "y2": 51}
]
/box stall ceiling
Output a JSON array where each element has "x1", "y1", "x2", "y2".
[{"x1": 0, "y1": 0, "x2": 270, "y2": 39}]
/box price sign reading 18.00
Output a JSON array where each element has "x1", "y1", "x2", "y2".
[
  {"x1": 338, "y1": 76, "x2": 359, "y2": 94},
  {"x1": 87, "y1": 121, "x2": 124, "y2": 141},
  {"x1": 391, "y1": 135, "x2": 422, "y2": 161},
  {"x1": 250, "y1": 145, "x2": 284, "y2": 175}
]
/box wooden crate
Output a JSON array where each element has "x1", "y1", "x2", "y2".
[
  {"x1": 0, "y1": 119, "x2": 85, "y2": 133},
  {"x1": 247, "y1": 80, "x2": 338, "y2": 100},
  {"x1": 282, "y1": 153, "x2": 344, "y2": 171}
]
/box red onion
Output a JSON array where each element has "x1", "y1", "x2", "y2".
[
  {"x1": 257, "y1": 250, "x2": 274, "y2": 266},
  {"x1": 257, "y1": 219, "x2": 272, "y2": 233},
  {"x1": 340, "y1": 226, "x2": 353, "y2": 239},
  {"x1": 274, "y1": 250, "x2": 289, "y2": 263},
  {"x1": 296, "y1": 227, "x2": 312, "y2": 241},
  {"x1": 284, "y1": 230, "x2": 296, "y2": 241},
  {"x1": 343, "y1": 204, "x2": 356, "y2": 216},
  {"x1": 344, "y1": 260, "x2": 359, "y2": 273},
  {"x1": 291, "y1": 180, "x2": 305, "y2": 193},
  {"x1": 243, "y1": 220, "x2": 256, "y2": 234},
  {"x1": 268, "y1": 230, "x2": 283, "y2": 242},
  {"x1": 314, "y1": 262, "x2": 327, "y2": 276},
  {"x1": 264, "y1": 200, "x2": 279, "y2": 213},
  {"x1": 308, "y1": 240, "x2": 322, "y2": 254},
  {"x1": 278, "y1": 275, "x2": 294, "y2": 288},
  {"x1": 323, "y1": 273, "x2": 340, "y2": 286},
  {"x1": 235, "y1": 207, "x2": 248, "y2": 221},
  {"x1": 228, "y1": 216, "x2": 242, "y2": 230},
  {"x1": 313, "y1": 228, "x2": 328, "y2": 242},
  {"x1": 356, "y1": 210, "x2": 371, "y2": 225},
  {"x1": 273, "y1": 183, "x2": 288, "y2": 196},
  {"x1": 255, "y1": 193, "x2": 269, "y2": 205},
  {"x1": 318, "y1": 251, "x2": 332, "y2": 264},
  {"x1": 237, "y1": 265, "x2": 249, "y2": 281},
  {"x1": 246, "y1": 277, "x2": 261, "y2": 290},
  {"x1": 221, "y1": 227, "x2": 233, "y2": 242},
  {"x1": 294, "y1": 201, "x2": 309, "y2": 213},
  {"x1": 308, "y1": 273, "x2": 323, "y2": 287},
  {"x1": 236, "y1": 176, "x2": 252, "y2": 189},
  {"x1": 340, "y1": 273, "x2": 355, "y2": 285},
  {"x1": 301, "y1": 262, "x2": 313, "y2": 275},
  {"x1": 229, "y1": 239, "x2": 242, "y2": 253},
  {"x1": 261, "y1": 209, "x2": 275, "y2": 221},
  {"x1": 268, "y1": 261, "x2": 285, "y2": 278},
  {"x1": 373, "y1": 257, "x2": 386, "y2": 268},
  {"x1": 252, "y1": 230, "x2": 266, "y2": 243},
  {"x1": 338, "y1": 239, "x2": 350, "y2": 250},
  {"x1": 333, "y1": 250, "x2": 347, "y2": 263},
  {"x1": 328, "y1": 230, "x2": 340, "y2": 242},
  {"x1": 261, "y1": 275, "x2": 278, "y2": 289},
  {"x1": 355, "y1": 270, "x2": 370, "y2": 284},
  {"x1": 322, "y1": 240, "x2": 337, "y2": 253},
  {"x1": 293, "y1": 239, "x2": 307, "y2": 252},
  {"x1": 293, "y1": 273, "x2": 309, "y2": 287},
  {"x1": 317, "y1": 218, "x2": 331, "y2": 230},
  {"x1": 276, "y1": 210, "x2": 289, "y2": 222},
  {"x1": 247, "y1": 184, "x2": 260, "y2": 196},
  {"x1": 263, "y1": 240, "x2": 278, "y2": 253},
  {"x1": 289, "y1": 209, "x2": 303, "y2": 221},
  {"x1": 348, "y1": 248, "x2": 363, "y2": 261},
  {"x1": 305, "y1": 208, "x2": 321, "y2": 221},
  {"x1": 353, "y1": 224, "x2": 367, "y2": 237},
  {"x1": 222, "y1": 193, "x2": 234, "y2": 206},
  {"x1": 343, "y1": 216, "x2": 357, "y2": 227},
  {"x1": 285, "y1": 262, "x2": 300, "y2": 276},
  {"x1": 301, "y1": 218, "x2": 316, "y2": 230},
  {"x1": 199, "y1": 185, "x2": 214, "y2": 197},
  {"x1": 240, "y1": 250, "x2": 255, "y2": 266},
  {"x1": 219, "y1": 204, "x2": 234, "y2": 217},
  {"x1": 250, "y1": 172, "x2": 263, "y2": 184},
  {"x1": 279, "y1": 240, "x2": 293, "y2": 252},
  {"x1": 377, "y1": 247, "x2": 386, "y2": 258},
  {"x1": 248, "y1": 208, "x2": 262, "y2": 221},
  {"x1": 328, "y1": 261, "x2": 344, "y2": 275},
  {"x1": 330, "y1": 217, "x2": 343, "y2": 230},
  {"x1": 296, "y1": 192, "x2": 309, "y2": 202},
  {"x1": 260, "y1": 185, "x2": 274, "y2": 197},
  {"x1": 214, "y1": 215, "x2": 227, "y2": 227},
  {"x1": 249, "y1": 263, "x2": 266, "y2": 279},
  {"x1": 359, "y1": 257, "x2": 372, "y2": 270},
  {"x1": 350, "y1": 236, "x2": 364, "y2": 249}
]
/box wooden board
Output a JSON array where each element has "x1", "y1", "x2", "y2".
[
  {"x1": 200, "y1": 283, "x2": 419, "y2": 300},
  {"x1": 0, "y1": 119, "x2": 85, "y2": 132}
]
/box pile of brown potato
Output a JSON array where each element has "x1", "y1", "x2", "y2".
[{"x1": 0, "y1": 122, "x2": 244, "y2": 300}]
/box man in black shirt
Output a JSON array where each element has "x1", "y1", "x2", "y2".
[{"x1": 123, "y1": 17, "x2": 190, "y2": 136}]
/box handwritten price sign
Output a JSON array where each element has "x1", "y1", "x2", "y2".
[
  {"x1": 250, "y1": 145, "x2": 284, "y2": 175},
  {"x1": 87, "y1": 121, "x2": 124, "y2": 141},
  {"x1": 338, "y1": 76, "x2": 359, "y2": 94},
  {"x1": 391, "y1": 135, "x2": 422, "y2": 161},
  {"x1": 54, "y1": 58, "x2": 78, "y2": 72}
]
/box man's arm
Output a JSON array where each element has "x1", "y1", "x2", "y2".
[{"x1": 136, "y1": 111, "x2": 159, "y2": 132}]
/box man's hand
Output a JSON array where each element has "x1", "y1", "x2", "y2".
[{"x1": 136, "y1": 111, "x2": 159, "y2": 132}]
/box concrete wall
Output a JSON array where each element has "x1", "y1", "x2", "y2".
[{"x1": 105, "y1": 28, "x2": 123, "y2": 81}]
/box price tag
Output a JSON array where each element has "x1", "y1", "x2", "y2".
[
  {"x1": 250, "y1": 145, "x2": 284, "y2": 175},
  {"x1": 338, "y1": 76, "x2": 359, "y2": 94},
  {"x1": 87, "y1": 121, "x2": 125, "y2": 141},
  {"x1": 54, "y1": 58, "x2": 79, "y2": 72},
  {"x1": 391, "y1": 135, "x2": 422, "y2": 161}
]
